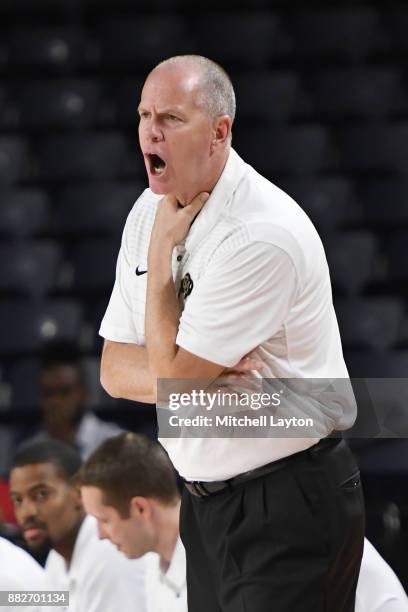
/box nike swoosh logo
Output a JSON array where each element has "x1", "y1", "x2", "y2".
[{"x1": 135, "y1": 266, "x2": 148, "y2": 276}]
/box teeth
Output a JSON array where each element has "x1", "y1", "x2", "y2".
[{"x1": 153, "y1": 164, "x2": 165, "y2": 175}]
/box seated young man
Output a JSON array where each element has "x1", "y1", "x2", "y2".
[
  {"x1": 9, "y1": 439, "x2": 146, "y2": 612},
  {"x1": 77, "y1": 433, "x2": 186, "y2": 612}
]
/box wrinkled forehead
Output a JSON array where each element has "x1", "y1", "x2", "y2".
[{"x1": 140, "y1": 65, "x2": 203, "y2": 111}]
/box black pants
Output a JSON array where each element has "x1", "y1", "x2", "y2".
[{"x1": 180, "y1": 439, "x2": 365, "y2": 612}]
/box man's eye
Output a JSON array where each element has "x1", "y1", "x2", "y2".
[
  {"x1": 35, "y1": 490, "x2": 49, "y2": 501},
  {"x1": 167, "y1": 114, "x2": 179, "y2": 121},
  {"x1": 139, "y1": 112, "x2": 149, "y2": 119}
]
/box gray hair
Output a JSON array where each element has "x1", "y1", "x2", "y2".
[{"x1": 153, "y1": 55, "x2": 236, "y2": 124}]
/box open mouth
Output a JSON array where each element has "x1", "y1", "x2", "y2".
[
  {"x1": 147, "y1": 153, "x2": 167, "y2": 176},
  {"x1": 24, "y1": 527, "x2": 45, "y2": 540}
]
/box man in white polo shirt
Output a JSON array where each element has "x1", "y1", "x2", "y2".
[
  {"x1": 78, "y1": 433, "x2": 186, "y2": 612},
  {"x1": 357, "y1": 539, "x2": 408, "y2": 612},
  {"x1": 0, "y1": 536, "x2": 47, "y2": 612},
  {"x1": 99, "y1": 55, "x2": 364, "y2": 611},
  {"x1": 9, "y1": 439, "x2": 146, "y2": 612}
]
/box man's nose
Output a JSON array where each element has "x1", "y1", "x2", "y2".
[
  {"x1": 18, "y1": 498, "x2": 38, "y2": 523},
  {"x1": 145, "y1": 118, "x2": 163, "y2": 142}
]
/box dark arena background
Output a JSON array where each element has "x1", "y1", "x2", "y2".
[{"x1": 0, "y1": 0, "x2": 408, "y2": 589}]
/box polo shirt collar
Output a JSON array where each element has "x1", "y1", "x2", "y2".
[
  {"x1": 160, "y1": 536, "x2": 186, "y2": 596},
  {"x1": 184, "y1": 147, "x2": 248, "y2": 253},
  {"x1": 68, "y1": 515, "x2": 94, "y2": 576}
]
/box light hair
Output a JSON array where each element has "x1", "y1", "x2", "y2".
[{"x1": 153, "y1": 55, "x2": 236, "y2": 124}]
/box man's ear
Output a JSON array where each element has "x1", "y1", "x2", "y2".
[
  {"x1": 130, "y1": 496, "x2": 152, "y2": 519},
  {"x1": 72, "y1": 485, "x2": 83, "y2": 511},
  {"x1": 211, "y1": 115, "x2": 232, "y2": 152}
]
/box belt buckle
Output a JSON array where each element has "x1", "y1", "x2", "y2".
[{"x1": 193, "y1": 482, "x2": 210, "y2": 497}]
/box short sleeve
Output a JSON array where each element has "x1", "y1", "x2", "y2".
[
  {"x1": 176, "y1": 242, "x2": 298, "y2": 367},
  {"x1": 99, "y1": 211, "x2": 139, "y2": 344}
]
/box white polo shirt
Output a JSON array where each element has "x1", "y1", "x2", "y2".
[
  {"x1": 356, "y1": 539, "x2": 408, "y2": 611},
  {"x1": 144, "y1": 536, "x2": 186, "y2": 612},
  {"x1": 100, "y1": 147, "x2": 355, "y2": 481},
  {"x1": 0, "y1": 537, "x2": 46, "y2": 612},
  {"x1": 45, "y1": 515, "x2": 146, "y2": 612}
]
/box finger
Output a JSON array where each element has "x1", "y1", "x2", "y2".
[
  {"x1": 221, "y1": 373, "x2": 239, "y2": 382},
  {"x1": 243, "y1": 350, "x2": 264, "y2": 361},
  {"x1": 232, "y1": 359, "x2": 265, "y2": 373},
  {"x1": 160, "y1": 194, "x2": 178, "y2": 208},
  {"x1": 238, "y1": 359, "x2": 265, "y2": 371},
  {"x1": 183, "y1": 192, "x2": 209, "y2": 217},
  {"x1": 216, "y1": 374, "x2": 263, "y2": 395}
]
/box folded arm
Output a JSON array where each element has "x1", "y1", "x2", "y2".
[{"x1": 100, "y1": 340, "x2": 155, "y2": 404}]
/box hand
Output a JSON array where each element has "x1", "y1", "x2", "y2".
[
  {"x1": 222, "y1": 352, "x2": 265, "y2": 380},
  {"x1": 150, "y1": 192, "x2": 210, "y2": 250},
  {"x1": 217, "y1": 352, "x2": 266, "y2": 393}
]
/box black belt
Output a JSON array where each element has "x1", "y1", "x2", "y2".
[{"x1": 184, "y1": 437, "x2": 341, "y2": 498}]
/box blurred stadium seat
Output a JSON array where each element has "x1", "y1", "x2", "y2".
[
  {"x1": 358, "y1": 179, "x2": 408, "y2": 229},
  {"x1": 0, "y1": 188, "x2": 50, "y2": 238},
  {"x1": 234, "y1": 72, "x2": 300, "y2": 121},
  {"x1": 347, "y1": 350, "x2": 408, "y2": 378},
  {"x1": 281, "y1": 177, "x2": 361, "y2": 233},
  {"x1": 388, "y1": 9, "x2": 408, "y2": 53},
  {"x1": 8, "y1": 359, "x2": 40, "y2": 410},
  {"x1": 71, "y1": 240, "x2": 118, "y2": 292},
  {"x1": 9, "y1": 27, "x2": 88, "y2": 71},
  {"x1": 313, "y1": 67, "x2": 403, "y2": 119},
  {"x1": 19, "y1": 79, "x2": 102, "y2": 128},
  {"x1": 326, "y1": 231, "x2": 379, "y2": 295},
  {"x1": 195, "y1": 12, "x2": 290, "y2": 67},
  {"x1": 85, "y1": 0, "x2": 177, "y2": 8},
  {"x1": 40, "y1": 132, "x2": 128, "y2": 180},
  {"x1": 0, "y1": 137, "x2": 30, "y2": 184},
  {"x1": 388, "y1": 123, "x2": 408, "y2": 174},
  {"x1": 338, "y1": 123, "x2": 396, "y2": 174},
  {"x1": 114, "y1": 77, "x2": 145, "y2": 127},
  {"x1": 0, "y1": 85, "x2": 6, "y2": 114},
  {"x1": 0, "y1": 241, "x2": 62, "y2": 298},
  {"x1": 293, "y1": 8, "x2": 385, "y2": 62},
  {"x1": 235, "y1": 124, "x2": 335, "y2": 175},
  {"x1": 336, "y1": 297, "x2": 404, "y2": 350},
  {"x1": 387, "y1": 231, "x2": 408, "y2": 282},
  {"x1": 0, "y1": 86, "x2": 18, "y2": 130},
  {"x1": 55, "y1": 181, "x2": 143, "y2": 236},
  {"x1": 99, "y1": 17, "x2": 195, "y2": 68},
  {"x1": 0, "y1": 299, "x2": 83, "y2": 355},
  {"x1": 0, "y1": 0, "x2": 82, "y2": 17}
]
